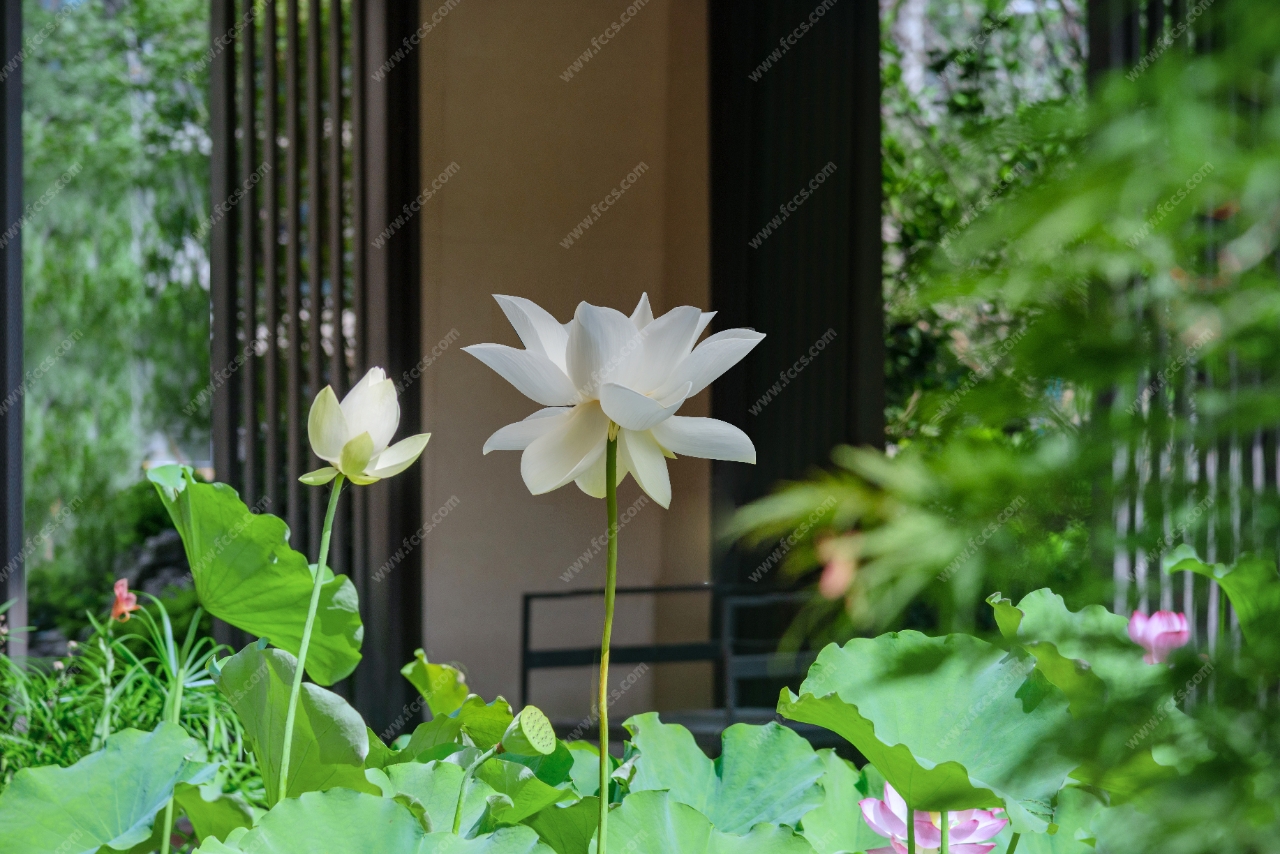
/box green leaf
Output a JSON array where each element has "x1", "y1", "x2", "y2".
[
  {"x1": 990, "y1": 786, "x2": 1106, "y2": 854},
  {"x1": 624, "y1": 713, "x2": 824, "y2": 834},
  {"x1": 1167, "y1": 548, "x2": 1280, "y2": 668},
  {"x1": 989, "y1": 589, "x2": 1155, "y2": 711},
  {"x1": 387, "y1": 717, "x2": 468, "y2": 766},
  {"x1": 403, "y1": 649, "x2": 471, "y2": 717},
  {"x1": 148, "y1": 464, "x2": 362, "y2": 685},
  {"x1": 416, "y1": 829, "x2": 554, "y2": 853},
  {"x1": 526, "y1": 799, "x2": 598, "y2": 854},
  {"x1": 194, "y1": 787, "x2": 425, "y2": 852},
  {"x1": 565, "y1": 743, "x2": 612, "y2": 798},
  {"x1": 594, "y1": 790, "x2": 817, "y2": 853},
  {"x1": 194, "y1": 788, "x2": 555, "y2": 853},
  {"x1": 174, "y1": 777, "x2": 255, "y2": 844},
  {"x1": 800, "y1": 752, "x2": 893, "y2": 854},
  {"x1": 366, "y1": 760, "x2": 498, "y2": 834},
  {"x1": 211, "y1": 640, "x2": 378, "y2": 806},
  {"x1": 0, "y1": 723, "x2": 215, "y2": 854},
  {"x1": 365, "y1": 727, "x2": 399, "y2": 770},
  {"x1": 504, "y1": 741, "x2": 575, "y2": 787},
  {"x1": 778, "y1": 632, "x2": 1075, "y2": 832},
  {"x1": 475, "y1": 757, "x2": 576, "y2": 826},
  {"x1": 453, "y1": 696, "x2": 515, "y2": 750}
]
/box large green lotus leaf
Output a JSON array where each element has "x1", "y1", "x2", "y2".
[
  {"x1": 404, "y1": 649, "x2": 471, "y2": 716},
  {"x1": 624, "y1": 713, "x2": 824, "y2": 835},
  {"x1": 211, "y1": 640, "x2": 377, "y2": 806},
  {"x1": 174, "y1": 777, "x2": 255, "y2": 844},
  {"x1": 148, "y1": 464, "x2": 362, "y2": 685},
  {"x1": 589, "y1": 790, "x2": 817, "y2": 854},
  {"x1": 194, "y1": 787, "x2": 426, "y2": 852},
  {"x1": 416, "y1": 829, "x2": 555, "y2": 854},
  {"x1": 366, "y1": 759, "x2": 498, "y2": 833},
  {"x1": 989, "y1": 589, "x2": 1156, "y2": 710},
  {"x1": 800, "y1": 752, "x2": 893, "y2": 854},
  {"x1": 0, "y1": 723, "x2": 215, "y2": 854},
  {"x1": 419, "y1": 834, "x2": 555, "y2": 854},
  {"x1": 526, "y1": 799, "x2": 599, "y2": 854},
  {"x1": 1167, "y1": 547, "x2": 1280, "y2": 668},
  {"x1": 475, "y1": 757, "x2": 577, "y2": 827},
  {"x1": 778, "y1": 632, "x2": 1074, "y2": 832}
]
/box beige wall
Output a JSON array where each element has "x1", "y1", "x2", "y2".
[{"x1": 415, "y1": 0, "x2": 712, "y2": 722}]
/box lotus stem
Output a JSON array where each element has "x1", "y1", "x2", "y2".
[
  {"x1": 597, "y1": 432, "x2": 619, "y2": 854},
  {"x1": 159, "y1": 648, "x2": 186, "y2": 854},
  {"x1": 907, "y1": 807, "x2": 915, "y2": 854},
  {"x1": 278, "y1": 474, "x2": 345, "y2": 803},
  {"x1": 453, "y1": 744, "x2": 499, "y2": 833},
  {"x1": 1005, "y1": 833, "x2": 1021, "y2": 854},
  {"x1": 941, "y1": 811, "x2": 948, "y2": 854},
  {"x1": 158, "y1": 799, "x2": 176, "y2": 854}
]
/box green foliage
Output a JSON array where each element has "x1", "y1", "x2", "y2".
[
  {"x1": 798, "y1": 752, "x2": 887, "y2": 854},
  {"x1": 210, "y1": 640, "x2": 376, "y2": 807},
  {"x1": 881, "y1": 1, "x2": 1084, "y2": 441},
  {"x1": 989, "y1": 588, "x2": 1156, "y2": 714},
  {"x1": 0, "y1": 600, "x2": 252, "y2": 800},
  {"x1": 779, "y1": 631, "x2": 1075, "y2": 831},
  {"x1": 598, "y1": 790, "x2": 816, "y2": 854},
  {"x1": 192, "y1": 787, "x2": 555, "y2": 854},
  {"x1": 622, "y1": 714, "x2": 824, "y2": 835},
  {"x1": 1166, "y1": 546, "x2": 1280, "y2": 671},
  {"x1": 404, "y1": 649, "x2": 472, "y2": 717},
  {"x1": 0, "y1": 723, "x2": 215, "y2": 854},
  {"x1": 149, "y1": 465, "x2": 363, "y2": 685},
  {"x1": 23, "y1": 0, "x2": 212, "y2": 639},
  {"x1": 365, "y1": 761, "x2": 498, "y2": 836}
]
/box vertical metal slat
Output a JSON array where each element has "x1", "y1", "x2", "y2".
[
  {"x1": 264, "y1": 0, "x2": 280, "y2": 515},
  {"x1": 327, "y1": 0, "x2": 346, "y2": 573},
  {"x1": 211, "y1": 0, "x2": 240, "y2": 492},
  {"x1": 306, "y1": 0, "x2": 324, "y2": 556},
  {"x1": 240, "y1": 0, "x2": 258, "y2": 507},
  {"x1": 285, "y1": 0, "x2": 302, "y2": 547},
  {"x1": 349, "y1": 0, "x2": 367, "y2": 592},
  {"x1": 0, "y1": 0, "x2": 24, "y2": 658}
]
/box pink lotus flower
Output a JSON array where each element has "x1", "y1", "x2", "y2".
[
  {"x1": 1127, "y1": 610, "x2": 1190, "y2": 664},
  {"x1": 111, "y1": 579, "x2": 140, "y2": 622},
  {"x1": 859, "y1": 783, "x2": 1007, "y2": 854}
]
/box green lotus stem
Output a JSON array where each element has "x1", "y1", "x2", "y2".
[
  {"x1": 278, "y1": 474, "x2": 345, "y2": 803},
  {"x1": 597, "y1": 433, "x2": 619, "y2": 854},
  {"x1": 158, "y1": 799, "x2": 176, "y2": 854},
  {"x1": 453, "y1": 744, "x2": 499, "y2": 833},
  {"x1": 1005, "y1": 832, "x2": 1021, "y2": 854},
  {"x1": 907, "y1": 807, "x2": 915, "y2": 854},
  {"x1": 159, "y1": 650, "x2": 186, "y2": 854},
  {"x1": 941, "y1": 811, "x2": 948, "y2": 854}
]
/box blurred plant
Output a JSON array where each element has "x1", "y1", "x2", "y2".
[
  {"x1": 740, "y1": 1, "x2": 1280, "y2": 641},
  {"x1": 881, "y1": 0, "x2": 1085, "y2": 442},
  {"x1": 0, "y1": 590, "x2": 258, "y2": 810},
  {"x1": 22, "y1": 0, "x2": 211, "y2": 640}
]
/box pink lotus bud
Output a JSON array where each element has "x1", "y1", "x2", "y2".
[{"x1": 1127, "y1": 610, "x2": 1190, "y2": 664}]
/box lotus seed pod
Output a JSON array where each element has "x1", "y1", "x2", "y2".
[{"x1": 501, "y1": 705, "x2": 556, "y2": 756}]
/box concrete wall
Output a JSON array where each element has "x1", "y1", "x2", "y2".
[{"x1": 414, "y1": 0, "x2": 712, "y2": 722}]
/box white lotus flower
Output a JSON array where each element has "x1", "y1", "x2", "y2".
[
  {"x1": 302, "y1": 367, "x2": 431, "y2": 486},
  {"x1": 463, "y1": 294, "x2": 762, "y2": 508}
]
